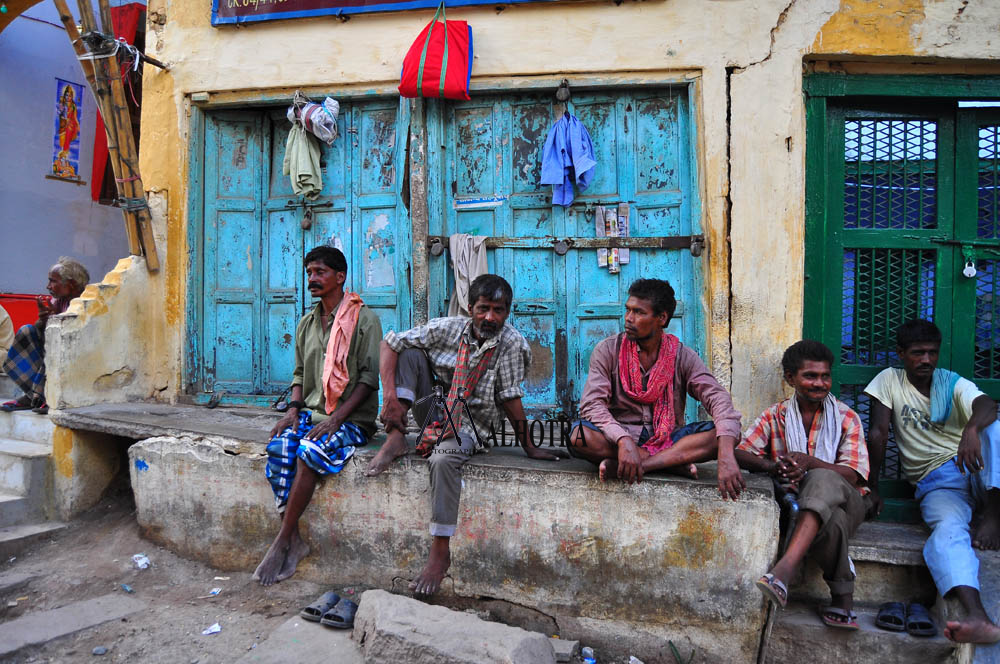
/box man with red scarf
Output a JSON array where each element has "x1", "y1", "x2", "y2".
[{"x1": 570, "y1": 279, "x2": 745, "y2": 499}]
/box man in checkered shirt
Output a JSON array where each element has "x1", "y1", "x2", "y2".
[
  {"x1": 366, "y1": 274, "x2": 558, "y2": 596},
  {"x1": 736, "y1": 340, "x2": 873, "y2": 630}
]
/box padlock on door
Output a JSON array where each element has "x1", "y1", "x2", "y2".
[{"x1": 963, "y1": 260, "x2": 977, "y2": 279}]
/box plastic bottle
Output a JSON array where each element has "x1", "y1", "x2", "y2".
[{"x1": 581, "y1": 646, "x2": 596, "y2": 664}]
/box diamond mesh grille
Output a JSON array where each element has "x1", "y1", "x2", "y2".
[
  {"x1": 839, "y1": 384, "x2": 900, "y2": 479},
  {"x1": 841, "y1": 248, "x2": 936, "y2": 366},
  {"x1": 976, "y1": 259, "x2": 1000, "y2": 380},
  {"x1": 844, "y1": 119, "x2": 937, "y2": 230},
  {"x1": 980, "y1": 126, "x2": 1000, "y2": 239}
]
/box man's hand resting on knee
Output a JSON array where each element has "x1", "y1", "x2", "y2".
[{"x1": 380, "y1": 395, "x2": 407, "y2": 433}]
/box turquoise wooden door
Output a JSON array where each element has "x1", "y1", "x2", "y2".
[
  {"x1": 196, "y1": 100, "x2": 409, "y2": 399},
  {"x1": 426, "y1": 88, "x2": 704, "y2": 415}
]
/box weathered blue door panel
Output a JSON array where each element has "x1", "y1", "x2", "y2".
[
  {"x1": 197, "y1": 99, "x2": 409, "y2": 399},
  {"x1": 427, "y1": 87, "x2": 702, "y2": 415}
]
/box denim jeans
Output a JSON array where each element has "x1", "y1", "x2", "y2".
[{"x1": 914, "y1": 420, "x2": 1000, "y2": 594}]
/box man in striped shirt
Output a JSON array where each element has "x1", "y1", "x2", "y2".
[{"x1": 736, "y1": 340, "x2": 872, "y2": 629}]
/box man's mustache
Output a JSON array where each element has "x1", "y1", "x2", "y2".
[{"x1": 308, "y1": 282, "x2": 321, "y2": 290}]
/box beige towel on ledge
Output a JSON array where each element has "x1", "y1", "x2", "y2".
[{"x1": 448, "y1": 233, "x2": 489, "y2": 317}]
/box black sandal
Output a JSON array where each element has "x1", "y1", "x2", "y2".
[
  {"x1": 906, "y1": 602, "x2": 937, "y2": 637},
  {"x1": 300, "y1": 591, "x2": 340, "y2": 622},
  {"x1": 875, "y1": 601, "x2": 906, "y2": 632},
  {"x1": 320, "y1": 598, "x2": 359, "y2": 629}
]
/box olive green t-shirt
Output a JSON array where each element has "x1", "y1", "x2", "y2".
[{"x1": 291, "y1": 300, "x2": 382, "y2": 437}]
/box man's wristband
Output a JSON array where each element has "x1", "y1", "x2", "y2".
[{"x1": 287, "y1": 400, "x2": 306, "y2": 410}]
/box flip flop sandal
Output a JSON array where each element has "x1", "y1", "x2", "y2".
[
  {"x1": 1, "y1": 398, "x2": 33, "y2": 412},
  {"x1": 875, "y1": 601, "x2": 906, "y2": 632},
  {"x1": 299, "y1": 591, "x2": 340, "y2": 623},
  {"x1": 906, "y1": 602, "x2": 938, "y2": 637},
  {"x1": 320, "y1": 598, "x2": 359, "y2": 629},
  {"x1": 820, "y1": 606, "x2": 860, "y2": 630},
  {"x1": 755, "y1": 573, "x2": 788, "y2": 608},
  {"x1": 31, "y1": 403, "x2": 48, "y2": 415}
]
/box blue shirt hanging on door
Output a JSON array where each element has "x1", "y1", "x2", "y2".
[{"x1": 541, "y1": 113, "x2": 597, "y2": 206}]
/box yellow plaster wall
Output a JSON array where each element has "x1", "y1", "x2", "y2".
[{"x1": 121, "y1": 0, "x2": 1000, "y2": 422}]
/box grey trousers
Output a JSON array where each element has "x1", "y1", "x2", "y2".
[
  {"x1": 396, "y1": 348, "x2": 475, "y2": 538},
  {"x1": 797, "y1": 467, "x2": 868, "y2": 596}
]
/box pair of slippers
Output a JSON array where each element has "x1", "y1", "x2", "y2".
[
  {"x1": 1, "y1": 399, "x2": 47, "y2": 414},
  {"x1": 876, "y1": 601, "x2": 937, "y2": 637},
  {"x1": 300, "y1": 591, "x2": 358, "y2": 629}
]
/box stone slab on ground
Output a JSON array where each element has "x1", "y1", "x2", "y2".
[
  {"x1": 0, "y1": 592, "x2": 145, "y2": 657},
  {"x1": 767, "y1": 601, "x2": 958, "y2": 664},
  {"x1": 0, "y1": 521, "x2": 67, "y2": 558},
  {"x1": 0, "y1": 571, "x2": 35, "y2": 596},
  {"x1": 549, "y1": 636, "x2": 578, "y2": 662},
  {"x1": 353, "y1": 589, "x2": 556, "y2": 664},
  {"x1": 972, "y1": 549, "x2": 1000, "y2": 664},
  {"x1": 235, "y1": 616, "x2": 364, "y2": 664}
]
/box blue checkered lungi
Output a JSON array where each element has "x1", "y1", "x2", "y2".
[
  {"x1": 2, "y1": 325, "x2": 45, "y2": 405},
  {"x1": 265, "y1": 411, "x2": 366, "y2": 512}
]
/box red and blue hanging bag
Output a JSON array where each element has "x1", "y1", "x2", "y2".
[{"x1": 399, "y1": 1, "x2": 473, "y2": 101}]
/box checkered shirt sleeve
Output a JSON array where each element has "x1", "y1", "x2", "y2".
[
  {"x1": 737, "y1": 403, "x2": 784, "y2": 461},
  {"x1": 494, "y1": 328, "x2": 529, "y2": 403},
  {"x1": 834, "y1": 403, "x2": 869, "y2": 481}
]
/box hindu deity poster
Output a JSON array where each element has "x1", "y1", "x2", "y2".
[{"x1": 51, "y1": 78, "x2": 84, "y2": 180}]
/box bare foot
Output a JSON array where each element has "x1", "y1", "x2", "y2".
[
  {"x1": 253, "y1": 537, "x2": 290, "y2": 586},
  {"x1": 409, "y1": 538, "x2": 451, "y2": 597},
  {"x1": 598, "y1": 458, "x2": 618, "y2": 481},
  {"x1": 973, "y1": 511, "x2": 1000, "y2": 550},
  {"x1": 366, "y1": 435, "x2": 408, "y2": 477},
  {"x1": 664, "y1": 463, "x2": 698, "y2": 479},
  {"x1": 944, "y1": 618, "x2": 1000, "y2": 644},
  {"x1": 275, "y1": 530, "x2": 311, "y2": 582}
]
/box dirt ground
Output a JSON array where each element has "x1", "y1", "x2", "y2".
[{"x1": 1, "y1": 492, "x2": 337, "y2": 664}]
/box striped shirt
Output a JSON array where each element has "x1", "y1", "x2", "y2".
[
  {"x1": 738, "y1": 397, "x2": 870, "y2": 489},
  {"x1": 384, "y1": 317, "x2": 530, "y2": 441}
]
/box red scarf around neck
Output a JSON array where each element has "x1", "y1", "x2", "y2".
[{"x1": 618, "y1": 332, "x2": 680, "y2": 454}]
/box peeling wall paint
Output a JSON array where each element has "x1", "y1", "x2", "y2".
[{"x1": 39, "y1": 0, "x2": 999, "y2": 422}]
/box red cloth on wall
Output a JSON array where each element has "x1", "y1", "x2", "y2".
[{"x1": 91, "y1": 3, "x2": 145, "y2": 202}]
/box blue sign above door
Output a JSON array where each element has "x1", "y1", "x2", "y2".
[{"x1": 212, "y1": 0, "x2": 577, "y2": 25}]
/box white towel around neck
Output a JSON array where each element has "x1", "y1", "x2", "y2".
[{"x1": 783, "y1": 393, "x2": 844, "y2": 465}]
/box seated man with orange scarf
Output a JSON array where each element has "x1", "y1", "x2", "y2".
[
  {"x1": 570, "y1": 279, "x2": 746, "y2": 499},
  {"x1": 254, "y1": 246, "x2": 382, "y2": 588}
]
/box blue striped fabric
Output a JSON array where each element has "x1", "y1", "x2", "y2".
[
  {"x1": 265, "y1": 411, "x2": 366, "y2": 511},
  {"x1": 1, "y1": 325, "x2": 45, "y2": 405}
]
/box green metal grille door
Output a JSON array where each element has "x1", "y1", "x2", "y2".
[
  {"x1": 807, "y1": 95, "x2": 1000, "y2": 521},
  {"x1": 954, "y1": 110, "x2": 1000, "y2": 397}
]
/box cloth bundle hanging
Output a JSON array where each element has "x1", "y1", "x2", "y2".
[
  {"x1": 283, "y1": 123, "x2": 322, "y2": 200},
  {"x1": 398, "y1": 1, "x2": 473, "y2": 101},
  {"x1": 540, "y1": 112, "x2": 596, "y2": 206},
  {"x1": 447, "y1": 233, "x2": 489, "y2": 317},
  {"x1": 286, "y1": 96, "x2": 340, "y2": 146}
]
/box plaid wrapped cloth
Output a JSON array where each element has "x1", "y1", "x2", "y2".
[
  {"x1": 2, "y1": 324, "x2": 46, "y2": 406},
  {"x1": 265, "y1": 411, "x2": 367, "y2": 512}
]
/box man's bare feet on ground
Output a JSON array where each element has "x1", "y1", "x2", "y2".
[
  {"x1": 664, "y1": 463, "x2": 698, "y2": 479},
  {"x1": 598, "y1": 459, "x2": 697, "y2": 482},
  {"x1": 945, "y1": 618, "x2": 1000, "y2": 644},
  {"x1": 366, "y1": 436, "x2": 408, "y2": 477},
  {"x1": 254, "y1": 539, "x2": 290, "y2": 586},
  {"x1": 410, "y1": 538, "x2": 451, "y2": 596},
  {"x1": 973, "y1": 511, "x2": 1000, "y2": 550},
  {"x1": 275, "y1": 531, "x2": 311, "y2": 582}
]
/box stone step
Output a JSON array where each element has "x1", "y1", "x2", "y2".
[
  {"x1": 766, "y1": 601, "x2": 960, "y2": 664},
  {"x1": 792, "y1": 521, "x2": 939, "y2": 606},
  {"x1": 0, "y1": 437, "x2": 51, "y2": 496},
  {"x1": 0, "y1": 592, "x2": 145, "y2": 658},
  {"x1": 0, "y1": 521, "x2": 68, "y2": 558},
  {"x1": 0, "y1": 494, "x2": 38, "y2": 530},
  {"x1": 0, "y1": 375, "x2": 15, "y2": 401},
  {"x1": 0, "y1": 410, "x2": 54, "y2": 445}
]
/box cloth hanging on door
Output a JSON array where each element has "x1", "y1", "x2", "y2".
[
  {"x1": 447, "y1": 233, "x2": 489, "y2": 317},
  {"x1": 286, "y1": 97, "x2": 340, "y2": 146},
  {"x1": 540, "y1": 113, "x2": 597, "y2": 206},
  {"x1": 283, "y1": 123, "x2": 323, "y2": 200}
]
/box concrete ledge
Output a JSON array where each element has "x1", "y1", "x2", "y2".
[{"x1": 128, "y1": 433, "x2": 779, "y2": 662}]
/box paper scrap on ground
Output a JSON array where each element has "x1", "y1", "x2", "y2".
[
  {"x1": 132, "y1": 553, "x2": 150, "y2": 569},
  {"x1": 202, "y1": 622, "x2": 222, "y2": 635}
]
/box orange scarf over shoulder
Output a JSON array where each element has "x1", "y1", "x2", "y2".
[{"x1": 321, "y1": 293, "x2": 363, "y2": 414}]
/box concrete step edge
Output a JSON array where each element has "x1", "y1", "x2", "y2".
[{"x1": 0, "y1": 438, "x2": 52, "y2": 458}]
